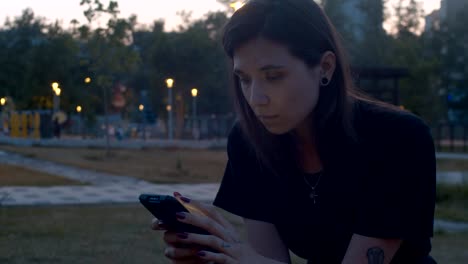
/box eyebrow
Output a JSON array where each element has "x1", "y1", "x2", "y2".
[{"x1": 233, "y1": 65, "x2": 285, "y2": 75}]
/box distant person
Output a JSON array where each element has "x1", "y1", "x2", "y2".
[
  {"x1": 151, "y1": 0, "x2": 436, "y2": 263},
  {"x1": 52, "y1": 117, "x2": 61, "y2": 138},
  {"x1": 116, "y1": 125, "x2": 124, "y2": 141}
]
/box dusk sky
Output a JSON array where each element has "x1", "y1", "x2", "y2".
[{"x1": 0, "y1": 0, "x2": 441, "y2": 31}]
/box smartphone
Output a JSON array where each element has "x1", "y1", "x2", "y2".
[{"x1": 139, "y1": 194, "x2": 210, "y2": 235}]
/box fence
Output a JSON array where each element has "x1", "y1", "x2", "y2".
[
  {"x1": 3, "y1": 111, "x2": 468, "y2": 153},
  {"x1": 63, "y1": 114, "x2": 237, "y2": 141},
  {"x1": 432, "y1": 123, "x2": 468, "y2": 152}
]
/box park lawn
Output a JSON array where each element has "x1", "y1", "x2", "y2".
[
  {"x1": 436, "y1": 203, "x2": 468, "y2": 222},
  {"x1": 435, "y1": 184, "x2": 468, "y2": 222},
  {"x1": 437, "y1": 158, "x2": 468, "y2": 171},
  {"x1": 0, "y1": 146, "x2": 467, "y2": 185},
  {"x1": 0, "y1": 204, "x2": 467, "y2": 264},
  {"x1": 0, "y1": 163, "x2": 85, "y2": 186},
  {"x1": 0, "y1": 146, "x2": 227, "y2": 184}
]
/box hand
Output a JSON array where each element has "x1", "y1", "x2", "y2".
[
  {"x1": 167, "y1": 192, "x2": 268, "y2": 264},
  {"x1": 152, "y1": 218, "x2": 206, "y2": 264}
]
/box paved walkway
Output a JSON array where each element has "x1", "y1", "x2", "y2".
[
  {"x1": 0, "y1": 183, "x2": 220, "y2": 206},
  {"x1": 0, "y1": 136, "x2": 227, "y2": 149},
  {"x1": 0, "y1": 150, "x2": 220, "y2": 206},
  {"x1": 437, "y1": 152, "x2": 468, "y2": 160},
  {"x1": 0, "y1": 151, "x2": 143, "y2": 186}
]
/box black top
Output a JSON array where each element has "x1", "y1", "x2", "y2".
[{"x1": 213, "y1": 101, "x2": 436, "y2": 264}]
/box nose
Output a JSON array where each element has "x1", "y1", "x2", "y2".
[{"x1": 248, "y1": 82, "x2": 269, "y2": 106}]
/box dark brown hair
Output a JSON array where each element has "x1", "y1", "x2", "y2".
[{"x1": 222, "y1": 0, "x2": 380, "y2": 174}]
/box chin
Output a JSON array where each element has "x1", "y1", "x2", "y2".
[{"x1": 263, "y1": 124, "x2": 292, "y2": 135}]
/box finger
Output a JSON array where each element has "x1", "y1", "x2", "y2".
[
  {"x1": 164, "y1": 231, "x2": 207, "y2": 252},
  {"x1": 173, "y1": 232, "x2": 236, "y2": 257},
  {"x1": 164, "y1": 231, "x2": 196, "y2": 246},
  {"x1": 175, "y1": 212, "x2": 232, "y2": 242},
  {"x1": 164, "y1": 246, "x2": 199, "y2": 260},
  {"x1": 197, "y1": 250, "x2": 236, "y2": 264},
  {"x1": 151, "y1": 218, "x2": 168, "y2": 230},
  {"x1": 174, "y1": 192, "x2": 234, "y2": 230}
]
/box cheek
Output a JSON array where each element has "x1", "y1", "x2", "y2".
[{"x1": 282, "y1": 79, "x2": 320, "y2": 117}]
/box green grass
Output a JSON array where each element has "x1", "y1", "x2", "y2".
[
  {"x1": 0, "y1": 204, "x2": 303, "y2": 264},
  {"x1": 431, "y1": 231, "x2": 468, "y2": 263},
  {"x1": 0, "y1": 163, "x2": 85, "y2": 186},
  {"x1": 0, "y1": 146, "x2": 227, "y2": 184},
  {"x1": 436, "y1": 184, "x2": 468, "y2": 203},
  {"x1": 435, "y1": 184, "x2": 468, "y2": 222},
  {"x1": 436, "y1": 146, "x2": 468, "y2": 153},
  {"x1": 436, "y1": 203, "x2": 468, "y2": 222},
  {"x1": 1, "y1": 145, "x2": 468, "y2": 185},
  {"x1": 0, "y1": 204, "x2": 467, "y2": 264},
  {"x1": 437, "y1": 158, "x2": 468, "y2": 171}
]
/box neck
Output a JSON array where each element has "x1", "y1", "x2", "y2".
[
  {"x1": 294, "y1": 116, "x2": 314, "y2": 144},
  {"x1": 294, "y1": 118, "x2": 322, "y2": 173}
]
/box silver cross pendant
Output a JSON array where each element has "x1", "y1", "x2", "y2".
[{"x1": 310, "y1": 191, "x2": 318, "y2": 204}]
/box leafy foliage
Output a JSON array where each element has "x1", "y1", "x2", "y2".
[{"x1": 0, "y1": 0, "x2": 466, "y2": 124}]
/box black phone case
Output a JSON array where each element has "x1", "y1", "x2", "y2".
[{"x1": 139, "y1": 194, "x2": 210, "y2": 235}]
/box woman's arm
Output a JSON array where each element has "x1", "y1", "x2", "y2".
[
  {"x1": 341, "y1": 234, "x2": 402, "y2": 264},
  {"x1": 244, "y1": 218, "x2": 291, "y2": 264}
]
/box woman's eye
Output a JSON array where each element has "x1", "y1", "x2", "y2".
[
  {"x1": 239, "y1": 78, "x2": 251, "y2": 85},
  {"x1": 265, "y1": 72, "x2": 284, "y2": 81}
]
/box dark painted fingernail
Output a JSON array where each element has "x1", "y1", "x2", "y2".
[
  {"x1": 197, "y1": 251, "x2": 206, "y2": 257},
  {"x1": 176, "y1": 212, "x2": 186, "y2": 219},
  {"x1": 176, "y1": 232, "x2": 188, "y2": 239},
  {"x1": 174, "y1": 192, "x2": 181, "y2": 197},
  {"x1": 180, "y1": 196, "x2": 191, "y2": 203}
]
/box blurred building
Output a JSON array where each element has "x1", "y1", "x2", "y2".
[
  {"x1": 440, "y1": 0, "x2": 468, "y2": 26},
  {"x1": 438, "y1": 0, "x2": 468, "y2": 122},
  {"x1": 425, "y1": 0, "x2": 468, "y2": 33}
]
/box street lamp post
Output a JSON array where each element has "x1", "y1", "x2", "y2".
[
  {"x1": 191, "y1": 88, "x2": 199, "y2": 140},
  {"x1": 139, "y1": 104, "x2": 146, "y2": 140},
  {"x1": 76, "y1": 105, "x2": 82, "y2": 138},
  {"x1": 0, "y1": 97, "x2": 5, "y2": 134},
  {"x1": 51, "y1": 82, "x2": 61, "y2": 113},
  {"x1": 166, "y1": 78, "x2": 174, "y2": 140}
]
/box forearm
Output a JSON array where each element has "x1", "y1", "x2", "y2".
[
  {"x1": 259, "y1": 255, "x2": 291, "y2": 264},
  {"x1": 342, "y1": 234, "x2": 401, "y2": 264}
]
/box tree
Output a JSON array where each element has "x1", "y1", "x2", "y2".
[
  {"x1": 355, "y1": 0, "x2": 390, "y2": 66},
  {"x1": 322, "y1": 0, "x2": 356, "y2": 53},
  {"x1": 394, "y1": 0, "x2": 424, "y2": 36},
  {"x1": 0, "y1": 9, "x2": 80, "y2": 111},
  {"x1": 78, "y1": 0, "x2": 139, "y2": 154},
  {"x1": 388, "y1": 0, "x2": 444, "y2": 122}
]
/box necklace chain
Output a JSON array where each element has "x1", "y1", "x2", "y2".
[{"x1": 303, "y1": 171, "x2": 323, "y2": 204}]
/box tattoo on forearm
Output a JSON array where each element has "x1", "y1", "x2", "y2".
[{"x1": 367, "y1": 247, "x2": 384, "y2": 264}]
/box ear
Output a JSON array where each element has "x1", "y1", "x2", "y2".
[{"x1": 319, "y1": 51, "x2": 336, "y2": 81}]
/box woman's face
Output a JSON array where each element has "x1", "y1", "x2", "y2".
[{"x1": 233, "y1": 37, "x2": 321, "y2": 135}]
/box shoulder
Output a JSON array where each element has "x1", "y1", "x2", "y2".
[{"x1": 354, "y1": 100, "x2": 432, "y2": 146}]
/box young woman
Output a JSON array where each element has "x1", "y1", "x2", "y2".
[{"x1": 152, "y1": 0, "x2": 436, "y2": 263}]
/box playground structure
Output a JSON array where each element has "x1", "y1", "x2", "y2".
[{"x1": 1, "y1": 110, "x2": 54, "y2": 139}]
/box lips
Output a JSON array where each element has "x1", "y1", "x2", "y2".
[{"x1": 258, "y1": 115, "x2": 279, "y2": 120}]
